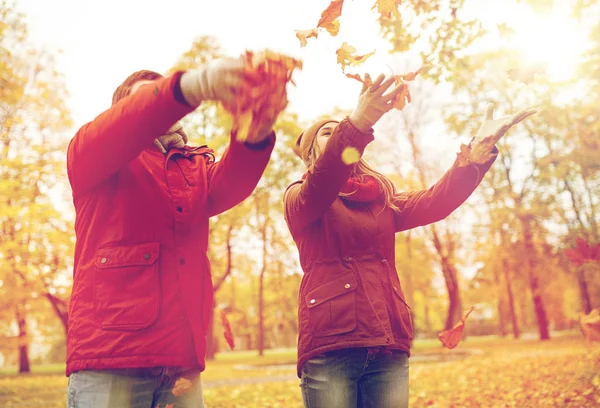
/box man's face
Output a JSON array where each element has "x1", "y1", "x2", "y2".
[{"x1": 129, "y1": 79, "x2": 155, "y2": 97}]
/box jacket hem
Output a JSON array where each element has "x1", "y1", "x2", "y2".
[
  {"x1": 296, "y1": 338, "x2": 411, "y2": 378},
  {"x1": 66, "y1": 355, "x2": 204, "y2": 377}
]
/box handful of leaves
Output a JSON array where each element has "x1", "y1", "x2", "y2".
[{"x1": 224, "y1": 50, "x2": 302, "y2": 142}]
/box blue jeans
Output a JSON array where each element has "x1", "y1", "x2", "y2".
[
  {"x1": 300, "y1": 347, "x2": 409, "y2": 408},
  {"x1": 67, "y1": 367, "x2": 205, "y2": 408}
]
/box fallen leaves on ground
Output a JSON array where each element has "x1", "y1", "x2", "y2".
[{"x1": 2, "y1": 338, "x2": 597, "y2": 407}]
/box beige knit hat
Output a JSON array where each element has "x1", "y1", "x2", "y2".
[{"x1": 294, "y1": 119, "x2": 340, "y2": 162}]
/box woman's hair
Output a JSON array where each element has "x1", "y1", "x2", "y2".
[
  {"x1": 111, "y1": 70, "x2": 163, "y2": 106},
  {"x1": 302, "y1": 125, "x2": 401, "y2": 212}
]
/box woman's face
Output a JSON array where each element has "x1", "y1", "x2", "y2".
[{"x1": 314, "y1": 121, "x2": 338, "y2": 154}]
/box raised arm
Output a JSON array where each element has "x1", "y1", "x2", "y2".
[
  {"x1": 206, "y1": 133, "x2": 276, "y2": 217},
  {"x1": 284, "y1": 118, "x2": 374, "y2": 233},
  {"x1": 393, "y1": 151, "x2": 497, "y2": 232},
  {"x1": 284, "y1": 73, "x2": 406, "y2": 234},
  {"x1": 67, "y1": 73, "x2": 193, "y2": 197},
  {"x1": 394, "y1": 102, "x2": 537, "y2": 232}
]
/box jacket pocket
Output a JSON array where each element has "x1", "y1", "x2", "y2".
[
  {"x1": 304, "y1": 273, "x2": 358, "y2": 338},
  {"x1": 93, "y1": 241, "x2": 160, "y2": 331},
  {"x1": 391, "y1": 285, "x2": 414, "y2": 340}
]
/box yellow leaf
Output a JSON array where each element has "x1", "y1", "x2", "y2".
[
  {"x1": 336, "y1": 42, "x2": 375, "y2": 72},
  {"x1": 295, "y1": 28, "x2": 319, "y2": 47},
  {"x1": 341, "y1": 147, "x2": 360, "y2": 164},
  {"x1": 372, "y1": 0, "x2": 401, "y2": 19}
]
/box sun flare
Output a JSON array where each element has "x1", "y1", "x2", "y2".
[{"x1": 506, "y1": 8, "x2": 593, "y2": 82}]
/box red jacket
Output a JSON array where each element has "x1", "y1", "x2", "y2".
[
  {"x1": 284, "y1": 118, "x2": 495, "y2": 377},
  {"x1": 65, "y1": 72, "x2": 274, "y2": 376}
]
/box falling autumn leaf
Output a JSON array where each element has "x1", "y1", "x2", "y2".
[
  {"x1": 580, "y1": 308, "x2": 600, "y2": 343},
  {"x1": 497, "y1": 23, "x2": 516, "y2": 38},
  {"x1": 295, "y1": 28, "x2": 319, "y2": 47},
  {"x1": 345, "y1": 72, "x2": 373, "y2": 87},
  {"x1": 221, "y1": 309, "x2": 235, "y2": 350},
  {"x1": 336, "y1": 42, "x2": 375, "y2": 72},
  {"x1": 172, "y1": 377, "x2": 194, "y2": 397},
  {"x1": 438, "y1": 306, "x2": 475, "y2": 349},
  {"x1": 372, "y1": 0, "x2": 401, "y2": 19},
  {"x1": 390, "y1": 67, "x2": 421, "y2": 110},
  {"x1": 507, "y1": 64, "x2": 546, "y2": 85},
  {"x1": 317, "y1": 0, "x2": 344, "y2": 35},
  {"x1": 223, "y1": 49, "x2": 302, "y2": 142}
]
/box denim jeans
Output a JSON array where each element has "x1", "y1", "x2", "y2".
[
  {"x1": 300, "y1": 347, "x2": 409, "y2": 408},
  {"x1": 67, "y1": 366, "x2": 205, "y2": 408}
]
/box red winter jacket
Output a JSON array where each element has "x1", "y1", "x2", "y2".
[
  {"x1": 284, "y1": 118, "x2": 495, "y2": 377},
  {"x1": 65, "y1": 72, "x2": 274, "y2": 376}
]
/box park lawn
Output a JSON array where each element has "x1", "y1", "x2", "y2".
[{"x1": 0, "y1": 335, "x2": 598, "y2": 407}]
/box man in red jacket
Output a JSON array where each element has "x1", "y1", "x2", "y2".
[{"x1": 65, "y1": 57, "x2": 282, "y2": 407}]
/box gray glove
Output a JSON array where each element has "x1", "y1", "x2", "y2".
[{"x1": 180, "y1": 56, "x2": 246, "y2": 108}]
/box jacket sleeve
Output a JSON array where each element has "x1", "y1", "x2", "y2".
[
  {"x1": 206, "y1": 132, "x2": 276, "y2": 217},
  {"x1": 66, "y1": 72, "x2": 195, "y2": 198},
  {"x1": 393, "y1": 147, "x2": 498, "y2": 232},
  {"x1": 284, "y1": 118, "x2": 374, "y2": 234}
]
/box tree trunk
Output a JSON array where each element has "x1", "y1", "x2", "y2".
[
  {"x1": 205, "y1": 302, "x2": 217, "y2": 360},
  {"x1": 441, "y1": 255, "x2": 462, "y2": 330},
  {"x1": 521, "y1": 216, "x2": 550, "y2": 340},
  {"x1": 206, "y1": 224, "x2": 234, "y2": 360},
  {"x1": 44, "y1": 292, "x2": 68, "y2": 336},
  {"x1": 256, "y1": 194, "x2": 269, "y2": 357},
  {"x1": 577, "y1": 267, "x2": 593, "y2": 314},
  {"x1": 16, "y1": 305, "x2": 30, "y2": 374},
  {"x1": 501, "y1": 257, "x2": 520, "y2": 339},
  {"x1": 492, "y1": 262, "x2": 507, "y2": 337}
]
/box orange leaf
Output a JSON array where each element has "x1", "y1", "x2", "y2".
[
  {"x1": 171, "y1": 377, "x2": 193, "y2": 397},
  {"x1": 221, "y1": 309, "x2": 235, "y2": 350},
  {"x1": 372, "y1": 0, "x2": 401, "y2": 19},
  {"x1": 317, "y1": 0, "x2": 344, "y2": 35},
  {"x1": 580, "y1": 308, "x2": 600, "y2": 343},
  {"x1": 295, "y1": 28, "x2": 319, "y2": 47},
  {"x1": 345, "y1": 72, "x2": 373, "y2": 87},
  {"x1": 336, "y1": 42, "x2": 375, "y2": 72},
  {"x1": 438, "y1": 306, "x2": 474, "y2": 349},
  {"x1": 390, "y1": 68, "x2": 421, "y2": 111}
]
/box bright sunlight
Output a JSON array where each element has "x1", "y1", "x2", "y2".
[{"x1": 506, "y1": 6, "x2": 593, "y2": 82}]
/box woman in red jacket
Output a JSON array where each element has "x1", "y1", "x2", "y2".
[{"x1": 284, "y1": 73, "x2": 535, "y2": 408}]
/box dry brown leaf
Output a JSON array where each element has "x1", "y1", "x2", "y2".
[
  {"x1": 438, "y1": 306, "x2": 475, "y2": 349},
  {"x1": 336, "y1": 42, "x2": 375, "y2": 72},
  {"x1": 223, "y1": 50, "x2": 302, "y2": 142},
  {"x1": 317, "y1": 0, "x2": 344, "y2": 35},
  {"x1": 172, "y1": 377, "x2": 193, "y2": 397},
  {"x1": 390, "y1": 68, "x2": 421, "y2": 110},
  {"x1": 372, "y1": 0, "x2": 401, "y2": 19},
  {"x1": 345, "y1": 72, "x2": 373, "y2": 87},
  {"x1": 295, "y1": 28, "x2": 319, "y2": 47}
]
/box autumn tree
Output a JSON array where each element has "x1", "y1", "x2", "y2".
[{"x1": 0, "y1": 0, "x2": 73, "y2": 372}]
